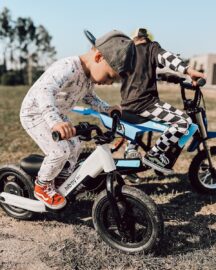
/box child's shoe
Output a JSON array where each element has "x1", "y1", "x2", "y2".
[
  {"x1": 34, "y1": 180, "x2": 66, "y2": 209},
  {"x1": 142, "y1": 151, "x2": 173, "y2": 174}
]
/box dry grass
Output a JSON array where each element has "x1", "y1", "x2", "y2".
[{"x1": 0, "y1": 84, "x2": 216, "y2": 269}]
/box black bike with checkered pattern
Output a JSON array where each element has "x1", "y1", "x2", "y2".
[
  {"x1": 74, "y1": 75, "x2": 216, "y2": 195},
  {"x1": 156, "y1": 74, "x2": 216, "y2": 194},
  {"x1": 126, "y1": 74, "x2": 216, "y2": 194}
]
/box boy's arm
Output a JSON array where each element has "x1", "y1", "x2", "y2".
[
  {"x1": 157, "y1": 49, "x2": 188, "y2": 74},
  {"x1": 157, "y1": 50, "x2": 206, "y2": 83},
  {"x1": 82, "y1": 90, "x2": 111, "y2": 113},
  {"x1": 37, "y1": 85, "x2": 63, "y2": 129},
  {"x1": 151, "y1": 42, "x2": 188, "y2": 73},
  {"x1": 152, "y1": 42, "x2": 205, "y2": 83}
]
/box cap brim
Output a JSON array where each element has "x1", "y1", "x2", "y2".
[{"x1": 84, "y1": 30, "x2": 96, "y2": 46}]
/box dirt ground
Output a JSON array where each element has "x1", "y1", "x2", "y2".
[
  {"x1": 0, "y1": 85, "x2": 216, "y2": 270},
  {"x1": 0, "y1": 173, "x2": 216, "y2": 270}
]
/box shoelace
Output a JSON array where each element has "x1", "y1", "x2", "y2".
[
  {"x1": 159, "y1": 153, "x2": 170, "y2": 166},
  {"x1": 44, "y1": 183, "x2": 57, "y2": 198}
]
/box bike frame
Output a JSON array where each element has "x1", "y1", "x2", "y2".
[
  {"x1": 0, "y1": 144, "x2": 118, "y2": 212},
  {"x1": 59, "y1": 144, "x2": 115, "y2": 196},
  {"x1": 187, "y1": 109, "x2": 216, "y2": 152}
]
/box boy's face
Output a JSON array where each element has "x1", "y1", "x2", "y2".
[{"x1": 90, "y1": 51, "x2": 119, "y2": 85}]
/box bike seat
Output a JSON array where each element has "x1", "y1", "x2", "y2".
[
  {"x1": 20, "y1": 154, "x2": 71, "y2": 177},
  {"x1": 20, "y1": 154, "x2": 44, "y2": 176},
  {"x1": 121, "y1": 111, "x2": 148, "y2": 124}
]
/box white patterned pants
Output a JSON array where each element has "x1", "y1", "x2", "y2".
[{"x1": 20, "y1": 117, "x2": 82, "y2": 182}]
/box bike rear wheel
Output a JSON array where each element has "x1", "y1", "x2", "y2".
[
  {"x1": 0, "y1": 165, "x2": 35, "y2": 220},
  {"x1": 92, "y1": 185, "x2": 163, "y2": 253}
]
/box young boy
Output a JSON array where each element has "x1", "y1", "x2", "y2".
[
  {"x1": 20, "y1": 29, "x2": 136, "y2": 209},
  {"x1": 120, "y1": 28, "x2": 205, "y2": 174}
]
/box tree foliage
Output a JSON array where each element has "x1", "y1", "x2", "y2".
[
  {"x1": 0, "y1": 7, "x2": 57, "y2": 85},
  {"x1": 0, "y1": 7, "x2": 14, "y2": 70}
]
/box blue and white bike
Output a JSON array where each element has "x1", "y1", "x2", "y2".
[
  {"x1": 0, "y1": 112, "x2": 163, "y2": 253},
  {"x1": 73, "y1": 76, "x2": 216, "y2": 194}
]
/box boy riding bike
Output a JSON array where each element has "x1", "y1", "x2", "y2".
[
  {"x1": 20, "y1": 29, "x2": 136, "y2": 209},
  {"x1": 120, "y1": 28, "x2": 206, "y2": 174}
]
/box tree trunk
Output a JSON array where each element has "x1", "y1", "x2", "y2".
[{"x1": 27, "y1": 55, "x2": 33, "y2": 85}]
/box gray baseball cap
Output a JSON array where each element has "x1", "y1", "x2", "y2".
[{"x1": 84, "y1": 29, "x2": 136, "y2": 77}]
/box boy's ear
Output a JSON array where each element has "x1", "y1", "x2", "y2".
[{"x1": 94, "y1": 51, "x2": 104, "y2": 63}]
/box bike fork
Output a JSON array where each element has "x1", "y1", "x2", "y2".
[
  {"x1": 196, "y1": 111, "x2": 214, "y2": 169},
  {"x1": 106, "y1": 172, "x2": 128, "y2": 236}
]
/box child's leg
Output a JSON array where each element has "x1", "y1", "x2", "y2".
[
  {"x1": 22, "y1": 120, "x2": 81, "y2": 181},
  {"x1": 140, "y1": 101, "x2": 192, "y2": 173},
  {"x1": 21, "y1": 118, "x2": 81, "y2": 208},
  {"x1": 65, "y1": 136, "x2": 82, "y2": 174}
]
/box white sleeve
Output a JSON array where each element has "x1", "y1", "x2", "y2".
[
  {"x1": 36, "y1": 82, "x2": 63, "y2": 129},
  {"x1": 35, "y1": 62, "x2": 69, "y2": 129},
  {"x1": 35, "y1": 58, "x2": 78, "y2": 129},
  {"x1": 82, "y1": 89, "x2": 110, "y2": 112}
]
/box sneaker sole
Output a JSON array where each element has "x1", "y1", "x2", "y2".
[
  {"x1": 34, "y1": 192, "x2": 67, "y2": 210},
  {"x1": 142, "y1": 157, "x2": 173, "y2": 175}
]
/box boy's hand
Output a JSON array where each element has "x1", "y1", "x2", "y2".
[
  {"x1": 52, "y1": 122, "x2": 76, "y2": 140},
  {"x1": 108, "y1": 105, "x2": 122, "y2": 116},
  {"x1": 186, "y1": 67, "x2": 206, "y2": 86}
]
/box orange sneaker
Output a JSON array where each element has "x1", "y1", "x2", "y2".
[{"x1": 34, "y1": 180, "x2": 66, "y2": 209}]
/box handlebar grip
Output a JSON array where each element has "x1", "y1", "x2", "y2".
[
  {"x1": 52, "y1": 123, "x2": 103, "y2": 142},
  {"x1": 110, "y1": 109, "x2": 121, "y2": 119},
  {"x1": 197, "y1": 78, "x2": 206, "y2": 87},
  {"x1": 181, "y1": 77, "x2": 206, "y2": 90},
  {"x1": 52, "y1": 124, "x2": 88, "y2": 142},
  {"x1": 52, "y1": 123, "x2": 90, "y2": 142},
  {"x1": 52, "y1": 131, "x2": 61, "y2": 142}
]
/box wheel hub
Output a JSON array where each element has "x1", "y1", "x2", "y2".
[{"x1": 4, "y1": 182, "x2": 23, "y2": 196}]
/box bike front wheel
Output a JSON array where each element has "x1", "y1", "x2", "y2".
[
  {"x1": 189, "y1": 146, "x2": 216, "y2": 194},
  {"x1": 92, "y1": 185, "x2": 163, "y2": 253}
]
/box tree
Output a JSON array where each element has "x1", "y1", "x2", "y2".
[
  {"x1": 35, "y1": 25, "x2": 56, "y2": 67},
  {"x1": 0, "y1": 7, "x2": 57, "y2": 85},
  {"x1": 14, "y1": 17, "x2": 56, "y2": 84},
  {"x1": 0, "y1": 7, "x2": 15, "y2": 71}
]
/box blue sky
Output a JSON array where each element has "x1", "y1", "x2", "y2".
[{"x1": 1, "y1": 0, "x2": 216, "y2": 59}]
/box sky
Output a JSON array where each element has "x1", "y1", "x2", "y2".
[{"x1": 1, "y1": 0, "x2": 216, "y2": 60}]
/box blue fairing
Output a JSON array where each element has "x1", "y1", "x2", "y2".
[
  {"x1": 187, "y1": 130, "x2": 216, "y2": 152},
  {"x1": 71, "y1": 107, "x2": 198, "y2": 148},
  {"x1": 207, "y1": 131, "x2": 216, "y2": 139},
  {"x1": 72, "y1": 107, "x2": 100, "y2": 117},
  {"x1": 99, "y1": 114, "x2": 168, "y2": 140},
  {"x1": 116, "y1": 160, "x2": 141, "y2": 167},
  {"x1": 178, "y1": 123, "x2": 198, "y2": 147}
]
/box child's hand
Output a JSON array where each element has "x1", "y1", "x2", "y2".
[
  {"x1": 186, "y1": 67, "x2": 206, "y2": 86},
  {"x1": 52, "y1": 122, "x2": 76, "y2": 140},
  {"x1": 108, "y1": 105, "x2": 122, "y2": 116}
]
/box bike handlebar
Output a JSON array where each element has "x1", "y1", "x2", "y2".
[
  {"x1": 52, "y1": 111, "x2": 121, "y2": 143},
  {"x1": 158, "y1": 73, "x2": 206, "y2": 109},
  {"x1": 52, "y1": 123, "x2": 103, "y2": 142},
  {"x1": 180, "y1": 78, "x2": 206, "y2": 90},
  {"x1": 157, "y1": 73, "x2": 206, "y2": 90}
]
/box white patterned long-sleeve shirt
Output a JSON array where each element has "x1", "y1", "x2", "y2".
[{"x1": 20, "y1": 56, "x2": 110, "y2": 129}]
